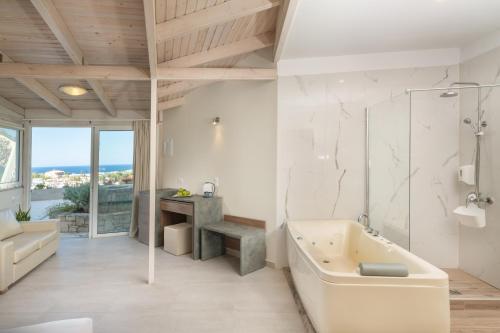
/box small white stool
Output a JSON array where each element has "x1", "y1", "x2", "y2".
[{"x1": 164, "y1": 223, "x2": 192, "y2": 255}]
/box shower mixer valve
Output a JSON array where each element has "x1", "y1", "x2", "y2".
[{"x1": 466, "y1": 192, "x2": 494, "y2": 207}]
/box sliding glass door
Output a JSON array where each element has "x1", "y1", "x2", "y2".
[
  {"x1": 91, "y1": 127, "x2": 134, "y2": 237},
  {"x1": 29, "y1": 125, "x2": 134, "y2": 239}
]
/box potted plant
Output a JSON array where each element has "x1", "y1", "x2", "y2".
[{"x1": 15, "y1": 205, "x2": 31, "y2": 222}]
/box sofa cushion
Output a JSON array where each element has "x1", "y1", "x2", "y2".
[
  {"x1": 0, "y1": 209, "x2": 23, "y2": 241},
  {"x1": 38, "y1": 230, "x2": 58, "y2": 247},
  {"x1": 8, "y1": 231, "x2": 57, "y2": 264}
]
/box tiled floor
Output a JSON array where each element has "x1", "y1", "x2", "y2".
[{"x1": 0, "y1": 237, "x2": 305, "y2": 333}]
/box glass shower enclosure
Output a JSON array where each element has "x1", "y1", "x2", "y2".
[{"x1": 367, "y1": 94, "x2": 411, "y2": 250}]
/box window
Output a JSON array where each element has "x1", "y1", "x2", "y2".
[{"x1": 0, "y1": 126, "x2": 21, "y2": 189}]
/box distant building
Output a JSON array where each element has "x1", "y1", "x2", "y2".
[{"x1": 44, "y1": 170, "x2": 65, "y2": 178}]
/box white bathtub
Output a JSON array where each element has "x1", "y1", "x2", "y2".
[{"x1": 287, "y1": 219, "x2": 450, "y2": 333}]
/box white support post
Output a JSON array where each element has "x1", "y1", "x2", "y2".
[
  {"x1": 22, "y1": 122, "x2": 32, "y2": 210},
  {"x1": 148, "y1": 78, "x2": 157, "y2": 284}
]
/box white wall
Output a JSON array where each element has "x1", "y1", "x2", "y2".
[
  {"x1": 276, "y1": 65, "x2": 460, "y2": 268},
  {"x1": 158, "y1": 79, "x2": 278, "y2": 263},
  {"x1": 0, "y1": 187, "x2": 22, "y2": 211},
  {"x1": 459, "y1": 45, "x2": 500, "y2": 288}
]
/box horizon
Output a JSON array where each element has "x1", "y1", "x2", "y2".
[
  {"x1": 32, "y1": 164, "x2": 133, "y2": 174},
  {"x1": 32, "y1": 163, "x2": 132, "y2": 168}
]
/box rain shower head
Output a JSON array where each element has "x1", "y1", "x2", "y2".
[
  {"x1": 439, "y1": 82, "x2": 481, "y2": 98},
  {"x1": 440, "y1": 90, "x2": 458, "y2": 98}
]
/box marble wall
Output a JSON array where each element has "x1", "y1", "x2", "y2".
[
  {"x1": 368, "y1": 96, "x2": 411, "y2": 250},
  {"x1": 276, "y1": 65, "x2": 460, "y2": 267},
  {"x1": 410, "y1": 89, "x2": 460, "y2": 268},
  {"x1": 459, "y1": 46, "x2": 500, "y2": 288}
]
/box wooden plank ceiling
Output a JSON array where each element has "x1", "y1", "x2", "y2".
[{"x1": 0, "y1": 0, "x2": 280, "y2": 117}]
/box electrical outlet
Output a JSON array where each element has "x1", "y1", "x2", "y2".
[{"x1": 214, "y1": 177, "x2": 219, "y2": 187}]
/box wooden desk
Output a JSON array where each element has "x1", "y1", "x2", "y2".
[{"x1": 160, "y1": 195, "x2": 222, "y2": 260}]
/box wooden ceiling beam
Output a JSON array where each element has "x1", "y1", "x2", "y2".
[
  {"x1": 0, "y1": 95, "x2": 25, "y2": 116},
  {"x1": 0, "y1": 63, "x2": 150, "y2": 81},
  {"x1": 159, "y1": 32, "x2": 275, "y2": 68},
  {"x1": 16, "y1": 77, "x2": 72, "y2": 116},
  {"x1": 156, "y1": 0, "x2": 280, "y2": 43},
  {"x1": 0, "y1": 63, "x2": 275, "y2": 81},
  {"x1": 143, "y1": 0, "x2": 158, "y2": 78},
  {"x1": 157, "y1": 67, "x2": 277, "y2": 80},
  {"x1": 30, "y1": 0, "x2": 117, "y2": 116},
  {"x1": 30, "y1": 0, "x2": 84, "y2": 64},
  {"x1": 158, "y1": 97, "x2": 185, "y2": 112},
  {"x1": 1, "y1": 52, "x2": 72, "y2": 117},
  {"x1": 158, "y1": 81, "x2": 216, "y2": 99}
]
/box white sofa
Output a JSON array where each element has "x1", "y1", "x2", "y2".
[{"x1": 0, "y1": 209, "x2": 59, "y2": 293}]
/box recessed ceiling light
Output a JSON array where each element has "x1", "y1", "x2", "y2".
[{"x1": 58, "y1": 85, "x2": 87, "y2": 96}]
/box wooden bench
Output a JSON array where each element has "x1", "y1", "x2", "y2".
[{"x1": 200, "y1": 215, "x2": 266, "y2": 276}]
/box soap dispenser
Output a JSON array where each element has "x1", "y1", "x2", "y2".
[{"x1": 458, "y1": 165, "x2": 475, "y2": 185}]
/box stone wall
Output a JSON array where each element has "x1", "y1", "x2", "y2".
[
  {"x1": 58, "y1": 211, "x2": 131, "y2": 234},
  {"x1": 59, "y1": 213, "x2": 89, "y2": 233},
  {"x1": 57, "y1": 185, "x2": 133, "y2": 234}
]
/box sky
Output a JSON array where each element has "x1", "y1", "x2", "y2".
[{"x1": 31, "y1": 127, "x2": 133, "y2": 167}]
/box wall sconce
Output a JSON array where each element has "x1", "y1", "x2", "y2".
[{"x1": 212, "y1": 117, "x2": 220, "y2": 126}]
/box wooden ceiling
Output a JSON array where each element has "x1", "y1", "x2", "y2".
[{"x1": 0, "y1": 0, "x2": 283, "y2": 118}]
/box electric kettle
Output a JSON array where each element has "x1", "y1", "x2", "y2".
[{"x1": 202, "y1": 182, "x2": 216, "y2": 198}]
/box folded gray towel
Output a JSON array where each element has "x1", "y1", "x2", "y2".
[{"x1": 359, "y1": 263, "x2": 409, "y2": 277}]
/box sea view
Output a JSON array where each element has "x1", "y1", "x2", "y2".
[{"x1": 32, "y1": 164, "x2": 133, "y2": 174}]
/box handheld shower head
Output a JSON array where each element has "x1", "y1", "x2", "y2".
[{"x1": 440, "y1": 90, "x2": 458, "y2": 98}]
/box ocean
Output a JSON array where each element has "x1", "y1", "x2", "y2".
[{"x1": 32, "y1": 164, "x2": 133, "y2": 174}]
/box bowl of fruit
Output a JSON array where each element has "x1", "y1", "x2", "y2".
[{"x1": 173, "y1": 188, "x2": 191, "y2": 198}]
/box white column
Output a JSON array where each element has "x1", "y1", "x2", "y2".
[
  {"x1": 22, "y1": 121, "x2": 32, "y2": 210},
  {"x1": 148, "y1": 78, "x2": 157, "y2": 284}
]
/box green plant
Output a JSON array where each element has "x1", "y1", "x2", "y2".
[
  {"x1": 45, "y1": 183, "x2": 91, "y2": 218},
  {"x1": 63, "y1": 183, "x2": 90, "y2": 213},
  {"x1": 15, "y1": 205, "x2": 31, "y2": 222},
  {"x1": 45, "y1": 202, "x2": 77, "y2": 219}
]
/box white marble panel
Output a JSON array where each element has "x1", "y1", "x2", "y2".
[
  {"x1": 459, "y1": 46, "x2": 500, "y2": 288},
  {"x1": 410, "y1": 90, "x2": 460, "y2": 268}
]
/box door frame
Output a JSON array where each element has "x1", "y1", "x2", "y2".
[{"x1": 90, "y1": 125, "x2": 134, "y2": 238}]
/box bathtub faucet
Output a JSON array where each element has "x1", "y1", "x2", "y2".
[{"x1": 357, "y1": 213, "x2": 370, "y2": 230}]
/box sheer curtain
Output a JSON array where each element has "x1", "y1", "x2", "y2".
[{"x1": 129, "y1": 120, "x2": 150, "y2": 237}]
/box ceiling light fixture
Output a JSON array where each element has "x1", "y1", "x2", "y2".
[
  {"x1": 58, "y1": 85, "x2": 88, "y2": 96},
  {"x1": 212, "y1": 117, "x2": 220, "y2": 126}
]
